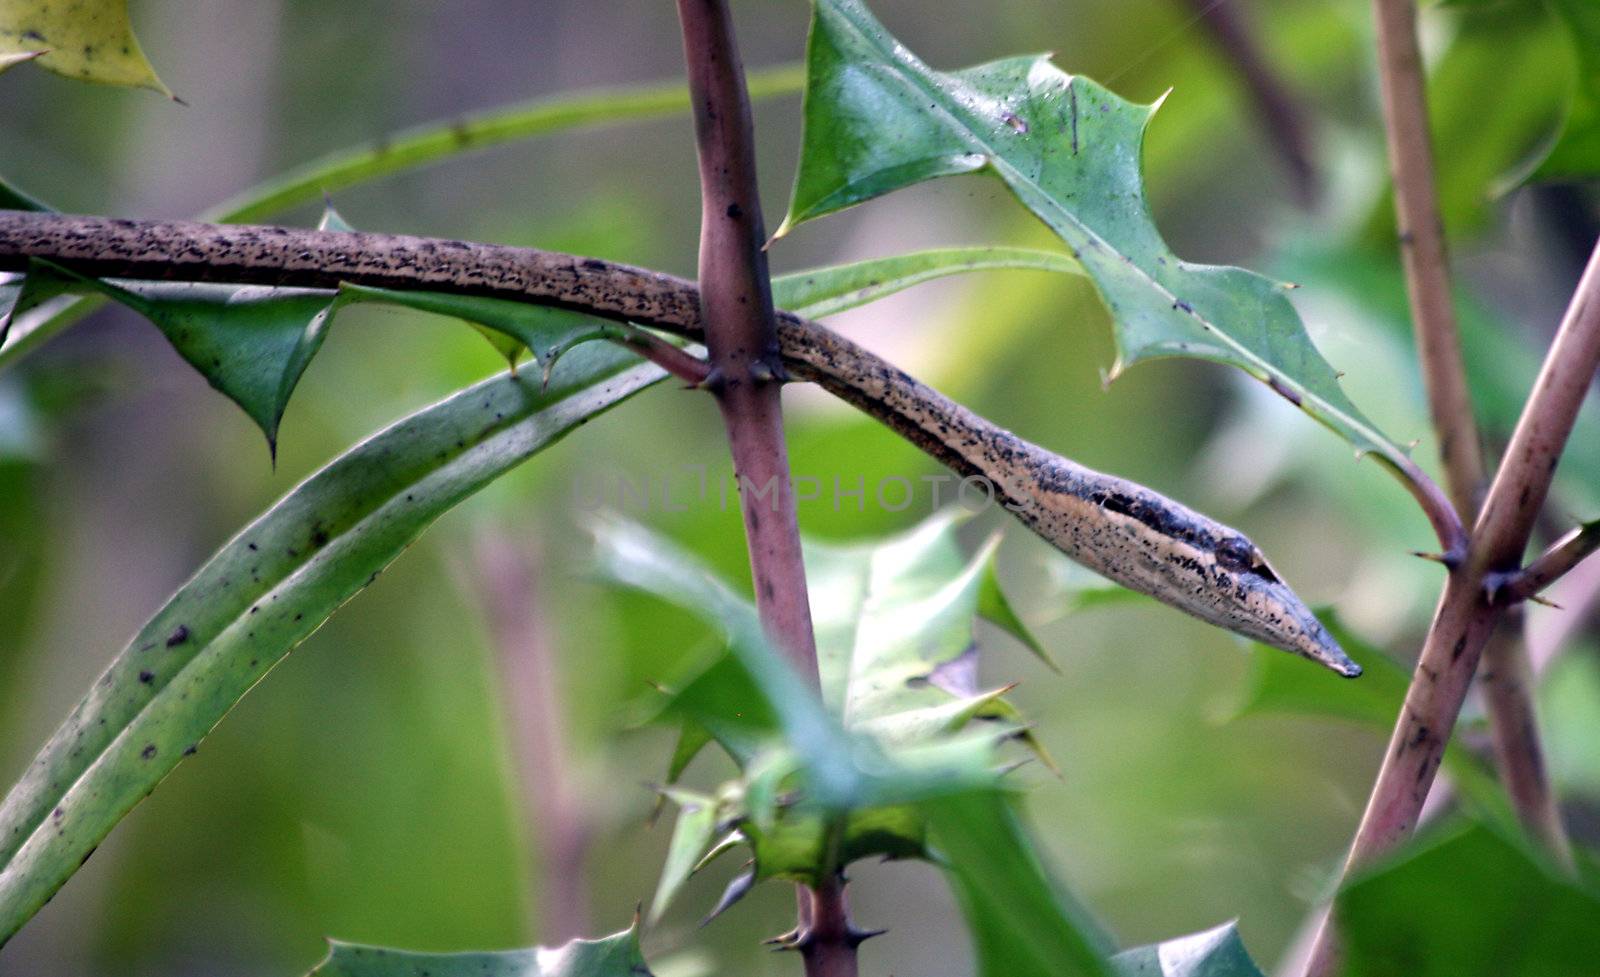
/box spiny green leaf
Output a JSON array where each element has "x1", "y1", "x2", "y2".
[
  {"x1": 9, "y1": 261, "x2": 335, "y2": 458},
  {"x1": 308, "y1": 923, "x2": 654, "y2": 977},
  {"x1": 1336, "y1": 821, "x2": 1600, "y2": 977},
  {"x1": 650, "y1": 787, "x2": 721, "y2": 924},
  {"x1": 337, "y1": 282, "x2": 609, "y2": 381},
  {"x1": 782, "y1": 0, "x2": 1410, "y2": 471},
  {"x1": 588, "y1": 515, "x2": 861, "y2": 807},
  {"x1": 1111, "y1": 922, "x2": 1266, "y2": 977},
  {"x1": 606, "y1": 513, "x2": 1046, "y2": 911},
  {"x1": 0, "y1": 0, "x2": 170, "y2": 95},
  {"x1": 0, "y1": 344, "x2": 661, "y2": 948}
]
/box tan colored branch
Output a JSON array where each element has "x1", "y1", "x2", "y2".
[{"x1": 1304, "y1": 238, "x2": 1600, "y2": 977}]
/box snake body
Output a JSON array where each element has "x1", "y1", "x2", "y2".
[{"x1": 0, "y1": 211, "x2": 1357, "y2": 675}]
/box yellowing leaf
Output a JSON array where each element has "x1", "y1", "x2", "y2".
[{"x1": 0, "y1": 0, "x2": 171, "y2": 95}]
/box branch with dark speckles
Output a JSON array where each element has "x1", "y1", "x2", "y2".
[{"x1": 1303, "y1": 237, "x2": 1600, "y2": 977}]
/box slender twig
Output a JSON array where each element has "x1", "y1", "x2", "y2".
[
  {"x1": 462, "y1": 534, "x2": 592, "y2": 942},
  {"x1": 1303, "y1": 238, "x2": 1600, "y2": 977},
  {"x1": 1182, "y1": 0, "x2": 1318, "y2": 206},
  {"x1": 671, "y1": 3, "x2": 852, "y2": 975},
  {"x1": 1497, "y1": 522, "x2": 1600, "y2": 603},
  {"x1": 1371, "y1": 0, "x2": 1484, "y2": 516},
  {"x1": 1369, "y1": 0, "x2": 1564, "y2": 870},
  {"x1": 611, "y1": 328, "x2": 712, "y2": 386},
  {"x1": 1478, "y1": 610, "x2": 1574, "y2": 864}
]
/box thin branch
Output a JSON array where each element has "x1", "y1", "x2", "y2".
[
  {"x1": 1371, "y1": 0, "x2": 1566, "y2": 881},
  {"x1": 1478, "y1": 611, "x2": 1574, "y2": 866},
  {"x1": 672, "y1": 0, "x2": 818, "y2": 683},
  {"x1": 1181, "y1": 0, "x2": 1319, "y2": 206},
  {"x1": 1371, "y1": 0, "x2": 1485, "y2": 519},
  {"x1": 611, "y1": 328, "x2": 711, "y2": 386},
  {"x1": 672, "y1": 3, "x2": 847, "y2": 976},
  {"x1": 1498, "y1": 521, "x2": 1600, "y2": 604},
  {"x1": 1303, "y1": 237, "x2": 1600, "y2": 977},
  {"x1": 462, "y1": 534, "x2": 592, "y2": 942}
]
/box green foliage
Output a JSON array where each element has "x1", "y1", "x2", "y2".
[
  {"x1": 0, "y1": 0, "x2": 170, "y2": 94},
  {"x1": 1229, "y1": 613, "x2": 1512, "y2": 824},
  {"x1": 0, "y1": 345, "x2": 661, "y2": 948},
  {"x1": 1336, "y1": 821, "x2": 1600, "y2": 976},
  {"x1": 1535, "y1": 0, "x2": 1600, "y2": 181},
  {"x1": 308, "y1": 924, "x2": 654, "y2": 977},
  {"x1": 208, "y1": 65, "x2": 805, "y2": 225},
  {"x1": 927, "y1": 789, "x2": 1116, "y2": 977},
  {"x1": 782, "y1": 0, "x2": 1412, "y2": 477},
  {"x1": 599, "y1": 515, "x2": 1043, "y2": 901},
  {"x1": 1110, "y1": 921, "x2": 1265, "y2": 977},
  {"x1": 11, "y1": 261, "x2": 335, "y2": 456}
]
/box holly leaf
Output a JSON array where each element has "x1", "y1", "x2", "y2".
[
  {"x1": 6, "y1": 261, "x2": 335, "y2": 459},
  {"x1": 1110, "y1": 921, "x2": 1266, "y2": 977},
  {"x1": 599, "y1": 513, "x2": 1047, "y2": 916},
  {"x1": 0, "y1": 0, "x2": 171, "y2": 95},
  {"x1": 308, "y1": 922, "x2": 654, "y2": 977},
  {"x1": 781, "y1": 0, "x2": 1411, "y2": 474}
]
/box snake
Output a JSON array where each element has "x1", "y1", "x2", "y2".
[{"x1": 0, "y1": 210, "x2": 1358, "y2": 675}]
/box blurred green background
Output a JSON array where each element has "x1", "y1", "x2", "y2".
[{"x1": 1, "y1": 0, "x2": 1597, "y2": 974}]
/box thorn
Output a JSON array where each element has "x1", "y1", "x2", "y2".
[
  {"x1": 763, "y1": 928, "x2": 804, "y2": 951},
  {"x1": 848, "y1": 926, "x2": 888, "y2": 947},
  {"x1": 1528, "y1": 594, "x2": 1563, "y2": 610},
  {"x1": 1411, "y1": 550, "x2": 1461, "y2": 570}
]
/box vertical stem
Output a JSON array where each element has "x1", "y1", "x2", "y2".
[
  {"x1": 1303, "y1": 239, "x2": 1600, "y2": 977},
  {"x1": 467, "y1": 535, "x2": 592, "y2": 942},
  {"x1": 1370, "y1": 0, "x2": 1567, "y2": 862},
  {"x1": 1372, "y1": 0, "x2": 1483, "y2": 514},
  {"x1": 674, "y1": 0, "x2": 819, "y2": 682},
  {"x1": 1480, "y1": 612, "x2": 1573, "y2": 865},
  {"x1": 672, "y1": 4, "x2": 855, "y2": 975}
]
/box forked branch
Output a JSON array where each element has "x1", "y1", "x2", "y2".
[{"x1": 1303, "y1": 237, "x2": 1600, "y2": 977}]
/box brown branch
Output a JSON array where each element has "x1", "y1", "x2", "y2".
[
  {"x1": 1369, "y1": 0, "x2": 1564, "y2": 886},
  {"x1": 611, "y1": 328, "x2": 712, "y2": 386},
  {"x1": 1372, "y1": 0, "x2": 1485, "y2": 518},
  {"x1": 1303, "y1": 237, "x2": 1600, "y2": 977},
  {"x1": 674, "y1": 0, "x2": 819, "y2": 683},
  {"x1": 1498, "y1": 521, "x2": 1600, "y2": 604},
  {"x1": 1479, "y1": 611, "x2": 1573, "y2": 865},
  {"x1": 1182, "y1": 0, "x2": 1319, "y2": 206},
  {"x1": 672, "y1": 4, "x2": 849, "y2": 976}
]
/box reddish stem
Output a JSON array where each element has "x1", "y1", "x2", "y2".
[
  {"x1": 672, "y1": 3, "x2": 853, "y2": 976},
  {"x1": 1304, "y1": 238, "x2": 1600, "y2": 976}
]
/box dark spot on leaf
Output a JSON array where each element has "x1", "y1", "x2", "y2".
[
  {"x1": 140, "y1": 744, "x2": 157, "y2": 760},
  {"x1": 166, "y1": 625, "x2": 190, "y2": 647},
  {"x1": 138, "y1": 670, "x2": 154, "y2": 684}
]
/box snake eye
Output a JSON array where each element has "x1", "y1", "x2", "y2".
[{"x1": 1214, "y1": 536, "x2": 1279, "y2": 583}]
